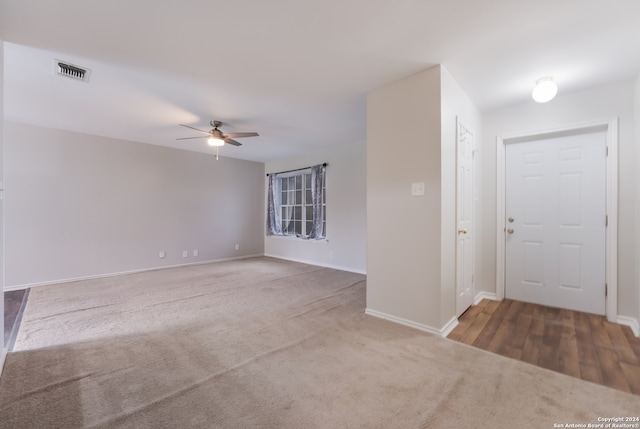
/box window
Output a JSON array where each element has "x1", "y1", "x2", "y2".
[{"x1": 267, "y1": 164, "x2": 326, "y2": 239}]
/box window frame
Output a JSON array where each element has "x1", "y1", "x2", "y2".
[{"x1": 271, "y1": 167, "x2": 326, "y2": 239}]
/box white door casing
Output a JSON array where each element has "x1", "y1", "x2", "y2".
[
  {"x1": 505, "y1": 131, "x2": 606, "y2": 315},
  {"x1": 456, "y1": 119, "x2": 474, "y2": 317},
  {"x1": 496, "y1": 119, "x2": 618, "y2": 322}
]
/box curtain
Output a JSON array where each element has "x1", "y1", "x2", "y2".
[
  {"x1": 282, "y1": 177, "x2": 295, "y2": 235},
  {"x1": 266, "y1": 174, "x2": 282, "y2": 236},
  {"x1": 303, "y1": 163, "x2": 326, "y2": 240},
  {"x1": 266, "y1": 163, "x2": 325, "y2": 239}
]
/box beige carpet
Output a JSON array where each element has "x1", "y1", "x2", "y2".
[{"x1": 1, "y1": 257, "x2": 638, "y2": 428}]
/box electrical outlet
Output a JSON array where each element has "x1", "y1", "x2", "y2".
[
  {"x1": 329, "y1": 251, "x2": 334, "y2": 259},
  {"x1": 182, "y1": 250, "x2": 188, "y2": 258},
  {"x1": 235, "y1": 244, "x2": 240, "y2": 250},
  {"x1": 193, "y1": 249, "x2": 199, "y2": 257},
  {"x1": 159, "y1": 251, "x2": 166, "y2": 259}
]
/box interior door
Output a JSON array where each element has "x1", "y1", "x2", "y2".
[
  {"x1": 456, "y1": 121, "x2": 474, "y2": 316},
  {"x1": 505, "y1": 131, "x2": 606, "y2": 315}
]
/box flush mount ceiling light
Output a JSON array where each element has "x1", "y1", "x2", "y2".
[{"x1": 532, "y1": 77, "x2": 558, "y2": 103}]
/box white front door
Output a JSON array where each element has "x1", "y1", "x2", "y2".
[
  {"x1": 456, "y1": 121, "x2": 474, "y2": 316},
  {"x1": 505, "y1": 131, "x2": 606, "y2": 315}
]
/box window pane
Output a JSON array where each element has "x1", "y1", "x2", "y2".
[{"x1": 268, "y1": 170, "x2": 326, "y2": 238}]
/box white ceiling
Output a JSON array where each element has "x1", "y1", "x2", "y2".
[{"x1": 2, "y1": 0, "x2": 640, "y2": 162}]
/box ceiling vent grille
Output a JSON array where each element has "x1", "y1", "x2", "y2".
[{"x1": 55, "y1": 59, "x2": 91, "y2": 82}]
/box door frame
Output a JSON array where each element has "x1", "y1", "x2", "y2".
[{"x1": 495, "y1": 118, "x2": 618, "y2": 322}]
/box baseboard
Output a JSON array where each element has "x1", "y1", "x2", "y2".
[
  {"x1": 617, "y1": 315, "x2": 640, "y2": 337},
  {"x1": 364, "y1": 308, "x2": 458, "y2": 338},
  {"x1": 264, "y1": 253, "x2": 366, "y2": 275},
  {"x1": 474, "y1": 291, "x2": 498, "y2": 305},
  {"x1": 440, "y1": 316, "x2": 459, "y2": 337},
  {"x1": 0, "y1": 347, "x2": 7, "y2": 379},
  {"x1": 3, "y1": 254, "x2": 265, "y2": 291}
]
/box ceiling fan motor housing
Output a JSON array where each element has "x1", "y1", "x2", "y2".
[{"x1": 211, "y1": 129, "x2": 225, "y2": 139}]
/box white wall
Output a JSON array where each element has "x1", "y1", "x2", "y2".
[
  {"x1": 4, "y1": 122, "x2": 265, "y2": 288},
  {"x1": 366, "y1": 65, "x2": 480, "y2": 333},
  {"x1": 367, "y1": 66, "x2": 443, "y2": 330},
  {"x1": 264, "y1": 139, "x2": 366, "y2": 274},
  {"x1": 441, "y1": 67, "x2": 482, "y2": 323},
  {"x1": 635, "y1": 74, "x2": 640, "y2": 326},
  {"x1": 1, "y1": 38, "x2": 6, "y2": 369},
  {"x1": 480, "y1": 81, "x2": 638, "y2": 321}
]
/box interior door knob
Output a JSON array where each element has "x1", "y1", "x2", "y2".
[
  {"x1": 507, "y1": 228, "x2": 515, "y2": 234},
  {"x1": 457, "y1": 228, "x2": 468, "y2": 234}
]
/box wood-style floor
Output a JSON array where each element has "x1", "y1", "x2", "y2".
[{"x1": 448, "y1": 299, "x2": 640, "y2": 395}]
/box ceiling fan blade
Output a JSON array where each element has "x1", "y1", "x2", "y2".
[
  {"x1": 224, "y1": 138, "x2": 242, "y2": 146},
  {"x1": 176, "y1": 136, "x2": 208, "y2": 140},
  {"x1": 179, "y1": 124, "x2": 211, "y2": 135},
  {"x1": 225, "y1": 132, "x2": 259, "y2": 138}
]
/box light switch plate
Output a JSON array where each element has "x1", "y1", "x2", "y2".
[{"x1": 411, "y1": 182, "x2": 425, "y2": 196}]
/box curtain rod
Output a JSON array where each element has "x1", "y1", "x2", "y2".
[{"x1": 266, "y1": 163, "x2": 327, "y2": 177}]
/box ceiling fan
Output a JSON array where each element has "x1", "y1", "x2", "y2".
[{"x1": 177, "y1": 120, "x2": 259, "y2": 159}]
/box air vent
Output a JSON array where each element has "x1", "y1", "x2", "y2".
[{"x1": 55, "y1": 59, "x2": 91, "y2": 82}]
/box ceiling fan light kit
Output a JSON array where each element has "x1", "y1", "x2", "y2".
[
  {"x1": 177, "y1": 120, "x2": 259, "y2": 159},
  {"x1": 532, "y1": 77, "x2": 558, "y2": 103}
]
